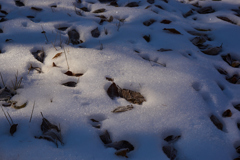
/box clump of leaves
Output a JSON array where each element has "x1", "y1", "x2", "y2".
[
  {"x1": 222, "y1": 54, "x2": 240, "y2": 68},
  {"x1": 35, "y1": 112, "x2": 63, "y2": 147},
  {"x1": 107, "y1": 83, "x2": 146, "y2": 105}
]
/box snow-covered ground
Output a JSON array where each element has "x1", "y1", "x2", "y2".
[{"x1": 1, "y1": 0, "x2": 240, "y2": 159}]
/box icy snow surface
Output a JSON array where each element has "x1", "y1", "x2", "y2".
[{"x1": 1, "y1": 0, "x2": 240, "y2": 159}]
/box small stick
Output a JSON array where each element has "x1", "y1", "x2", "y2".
[
  {"x1": 0, "y1": 72, "x2": 5, "y2": 87},
  {"x1": 29, "y1": 101, "x2": 35, "y2": 123},
  {"x1": 6, "y1": 111, "x2": 14, "y2": 124},
  {"x1": 1, "y1": 106, "x2": 11, "y2": 126}
]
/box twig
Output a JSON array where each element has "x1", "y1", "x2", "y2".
[
  {"x1": 1, "y1": 106, "x2": 11, "y2": 126},
  {"x1": 0, "y1": 72, "x2": 5, "y2": 87},
  {"x1": 29, "y1": 101, "x2": 35, "y2": 123}
]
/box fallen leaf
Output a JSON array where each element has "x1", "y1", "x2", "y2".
[
  {"x1": 155, "y1": 5, "x2": 163, "y2": 9},
  {"x1": 183, "y1": 10, "x2": 193, "y2": 18},
  {"x1": 110, "y1": 1, "x2": 118, "y2": 7},
  {"x1": 106, "y1": 140, "x2": 134, "y2": 151},
  {"x1": 106, "y1": 77, "x2": 114, "y2": 81},
  {"x1": 227, "y1": 74, "x2": 239, "y2": 84},
  {"x1": 157, "y1": 48, "x2": 172, "y2": 52},
  {"x1": 15, "y1": 0, "x2": 24, "y2": 7},
  {"x1": 210, "y1": 115, "x2": 223, "y2": 131},
  {"x1": 10, "y1": 124, "x2": 18, "y2": 136},
  {"x1": 147, "y1": 0, "x2": 155, "y2": 4},
  {"x1": 143, "y1": 19, "x2": 156, "y2": 26},
  {"x1": 163, "y1": 28, "x2": 181, "y2": 34},
  {"x1": 160, "y1": 19, "x2": 172, "y2": 24},
  {"x1": 52, "y1": 52, "x2": 62, "y2": 59},
  {"x1": 216, "y1": 67, "x2": 227, "y2": 75},
  {"x1": 115, "y1": 149, "x2": 129, "y2": 158},
  {"x1": 62, "y1": 81, "x2": 77, "y2": 87},
  {"x1": 222, "y1": 109, "x2": 232, "y2": 117},
  {"x1": 191, "y1": 36, "x2": 207, "y2": 46},
  {"x1": 119, "y1": 89, "x2": 146, "y2": 105},
  {"x1": 143, "y1": 35, "x2": 151, "y2": 42},
  {"x1": 162, "y1": 145, "x2": 177, "y2": 160},
  {"x1": 112, "y1": 105, "x2": 134, "y2": 113},
  {"x1": 58, "y1": 27, "x2": 68, "y2": 31},
  {"x1": 91, "y1": 27, "x2": 100, "y2": 38},
  {"x1": 0, "y1": 10, "x2": 8, "y2": 15},
  {"x1": 164, "y1": 135, "x2": 181, "y2": 143},
  {"x1": 125, "y1": 2, "x2": 139, "y2": 7},
  {"x1": 217, "y1": 16, "x2": 236, "y2": 25},
  {"x1": 197, "y1": 6, "x2": 215, "y2": 14},
  {"x1": 100, "y1": 130, "x2": 112, "y2": 144},
  {"x1": 107, "y1": 83, "x2": 120, "y2": 99},
  {"x1": 31, "y1": 50, "x2": 45, "y2": 63},
  {"x1": 202, "y1": 44, "x2": 222, "y2": 55},
  {"x1": 68, "y1": 29, "x2": 80, "y2": 45},
  {"x1": 92, "y1": 8, "x2": 106, "y2": 13},
  {"x1": 80, "y1": 7, "x2": 90, "y2": 12},
  {"x1": 11, "y1": 102, "x2": 27, "y2": 109},
  {"x1": 195, "y1": 28, "x2": 211, "y2": 32},
  {"x1": 31, "y1": 7, "x2": 43, "y2": 11}
]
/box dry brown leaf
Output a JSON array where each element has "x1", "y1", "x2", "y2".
[{"x1": 52, "y1": 52, "x2": 62, "y2": 59}]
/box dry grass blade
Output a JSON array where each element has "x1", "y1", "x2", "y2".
[
  {"x1": 7, "y1": 111, "x2": 14, "y2": 124},
  {"x1": 29, "y1": 101, "x2": 35, "y2": 122},
  {"x1": 63, "y1": 46, "x2": 70, "y2": 70},
  {"x1": 11, "y1": 71, "x2": 23, "y2": 91},
  {"x1": 1, "y1": 106, "x2": 11, "y2": 126},
  {"x1": 0, "y1": 72, "x2": 5, "y2": 87}
]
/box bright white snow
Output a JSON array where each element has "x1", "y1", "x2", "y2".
[{"x1": 0, "y1": 0, "x2": 240, "y2": 159}]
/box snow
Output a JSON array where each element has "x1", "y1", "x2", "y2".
[{"x1": 0, "y1": 0, "x2": 240, "y2": 159}]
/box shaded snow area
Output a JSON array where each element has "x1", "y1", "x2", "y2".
[{"x1": 1, "y1": 0, "x2": 240, "y2": 159}]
